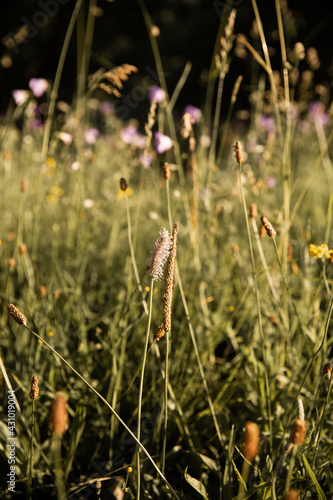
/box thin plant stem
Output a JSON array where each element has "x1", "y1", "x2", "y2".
[
  {"x1": 21, "y1": 322, "x2": 180, "y2": 500},
  {"x1": 29, "y1": 399, "x2": 36, "y2": 500},
  {"x1": 238, "y1": 162, "x2": 273, "y2": 456},
  {"x1": 311, "y1": 369, "x2": 333, "y2": 468},
  {"x1": 125, "y1": 194, "x2": 148, "y2": 315},
  {"x1": 161, "y1": 329, "x2": 170, "y2": 474},
  {"x1": 41, "y1": 0, "x2": 84, "y2": 162},
  {"x1": 285, "y1": 445, "x2": 297, "y2": 494},
  {"x1": 136, "y1": 279, "x2": 154, "y2": 500},
  {"x1": 53, "y1": 435, "x2": 66, "y2": 499},
  {"x1": 285, "y1": 295, "x2": 333, "y2": 432}
]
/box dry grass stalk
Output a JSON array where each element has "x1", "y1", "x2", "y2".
[
  {"x1": 30, "y1": 376, "x2": 39, "y2": 400},
  {"x1": 90, "y1": 64, "x2": 138, "y2": 97},
  {"x1": 51, "y1": 393, "x2": 69, "y2": 437},
  {"x1": 242, "y1": 421, "x2": 260, "y2": 461},
  {"x1": 7, "y1": 304, "x2": 27, "y2": 325},
  {"x1": 250, "y1": 203, "x2": 257, "y2": 218}
]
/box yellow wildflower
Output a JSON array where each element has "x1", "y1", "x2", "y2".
[
  {"x1": 116, "y1": 187, "x2": 133, "y2": 199},
  {"x1": 309, "y1": 244, "x2": 318, "y2": 257},
  {"x1": 309, "y1": 243, "x2": 333, "y2": 260},
  {"x1": 46, "y1": 157, "x2": 57, "y2": 169}
]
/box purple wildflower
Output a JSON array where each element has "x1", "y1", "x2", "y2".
[
  {"x1": 29, "y1": 78, "x2": 48, "y2": 97},
  {"x1": 120, "y1": 125, "x2": 139, "y2": 144},
  {"x1": 183, "y1": 105, "x2": 201, "y2": 123},
  {"x1": 85, "y1": 128, "x2": 99, "y2": 144},
  {"x1": 154, "y1": 132, "x2": 172, "y2": 153},
  {"x1": 12, "y1": 90, "x2": 29, "y2": 106},
  {"x1": 149, "y1": 86, "x2": 166, "y2": 103},
  {"x1": 140, "y1": 152, "x2": 152, "y2": 168},
  {"x1": 309, "y1": 102, "x2": 329, "y2": 127}
]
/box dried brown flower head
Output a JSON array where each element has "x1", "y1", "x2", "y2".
[
  {"x1": 261, "y1": 216, "x2": 276, "y2": 238},
  {"x1": 51, "y1": 393, "x2": 69, "y2": 437},
  {"x1": 233, "y1": 141, "x2": 243, "y2": 164},
  {"x1": 30, "y1": 376, "x2": 39, "y2": 400},
  {"x1": 163, "y1": 162, "x2": 171, "y2": 180},
  {"x1": 7, "y1": 304, "x2": 27, "y2": 325},
  {"x1": 120, "y1": 178, "x2": 127, "y2": 191},
  {"x1": 243, "y1": 421, "x2": 260, "y2": 461},
  {"x1": 290, "y1": 418, "x2": 306, "y2": 446},
  {"x1": 154, "y1": 324, "x2": 166, "y2": 342}
]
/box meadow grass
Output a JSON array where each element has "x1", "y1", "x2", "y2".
[{"x1": 1, "y1": 2, "x2": 333, "y2": 499}]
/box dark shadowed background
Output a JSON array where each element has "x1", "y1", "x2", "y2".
[{"x1": 0, "y1": 0, "x2": 332, "y2": 120}]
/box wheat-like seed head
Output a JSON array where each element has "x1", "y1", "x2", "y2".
[
  {"x1": 30, "y1": 376, "x2": 39, "y2": 400},
  {"x1": 7, "y1": 304, "x2": 27, "y2": 325},
  {"x1": 147, "y1": 228, "x2": 172, "y2": 282},
  {"x1": 261, "y1": 216, "x2": 276, "y2": 238},
  {"x1": 233, "y1": 141, "x2": 243, "y2": 164},
  {"x1": 162, "y1": 222, "x2": 180, "y2": 333}
]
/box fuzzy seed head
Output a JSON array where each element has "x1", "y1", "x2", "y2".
[
  {"x1": 147, "y1": 228, "x2": 172, "y2": 281},
  {"x1": 51, "y1": 393, "x2": 69, "y2": 436},
  {"x1": 261, "y1": 216, "x2": 276, "y2": 238},
  {"x1": 154, "y1": 324, "x2": 166, "y2": 341},
  {"x1": 162, "y1": 222, "x2": 180, "y2": 332},
  {"x1": 30, "y1": 376, "x2": 39, "y2": 400},
  {"x1": 120, "y1": 177, "x2": 127, "y2": 191},
  {"x1": 243, "y1": 421, "x2": 260, "y2": 461},
  {"x1": 290, "y1": 418, "x2": 306, "y2": 446},
  {"x1": 233, "y1": 141, "x2": 243, "y2": 164},
  {"x1": 7, "y1": 304, "x2": 27, "y2": 325}
]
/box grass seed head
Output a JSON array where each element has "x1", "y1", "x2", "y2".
[
  {"x1": 7, "y1": 304, "x2": 27, "y2": 325},
  {"x1": 242, "y1": 421, "x2": 260, "y2": 461},
  {"x1": 164, "y1": 162, "x2": 171, "y2": 180},
  {"x1": 250, "y1": 203, "x2": 257, "y2": 218},
  {"x1": 147, "y1": 228, "x2": 172, "y2": 281},
  {"x1": 261, "y1": 216, "x2": 276, "y2": 238},
  {"x1": 285, "y1": 489, "x2": 300, "y2": 500},
  {"x1": 290, "y1": 418, "x2": 306, "y2": 446},
  {"x1": 51, "y1": 393, "x2": 69, "y2": 437},
  {"x1": 233, "y1": 141, "x2": 243, "y2": 164},
  {"x1": 30, "y1": 376, "x2": 39, "y2": 400},
  {"x1": 162, "y1": 222, "x2": 180, "y2": 332}
]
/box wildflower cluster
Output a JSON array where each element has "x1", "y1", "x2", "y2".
[{"x1": 309, "y1": 243, "x2": 333, "y2": 260}]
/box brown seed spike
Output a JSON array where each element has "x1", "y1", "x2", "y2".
[
  {"x1": 30, "y1": 376, "x2": 39, "y2": 400},
  {"x1": 242, "y1": 421, "x2": 260, "y2": 461},
  {"x1": 261, "y1": 216, "x2": 276, "y2": 238},
  {"x1": 154, "y1": 324, "x2": 166, "y2": 341},
  {"x1": 164, "y1": 162, "x2": 171, "y2": 180},
  {"x1": 51, "y1": 393, "x2": 69, "y2": 437},
  {"x1": 233, "y1": 141, "x2": 243, "y2": 164},
  {"x1": 290, "y1": 418, "x2": 306, "y2": 446},
  {"x1": 120, "y1": 177, "x2": 127, "y2": 191},
  {"x1": 7, "y1": 304, "x2": 27, "y2": 325}
]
